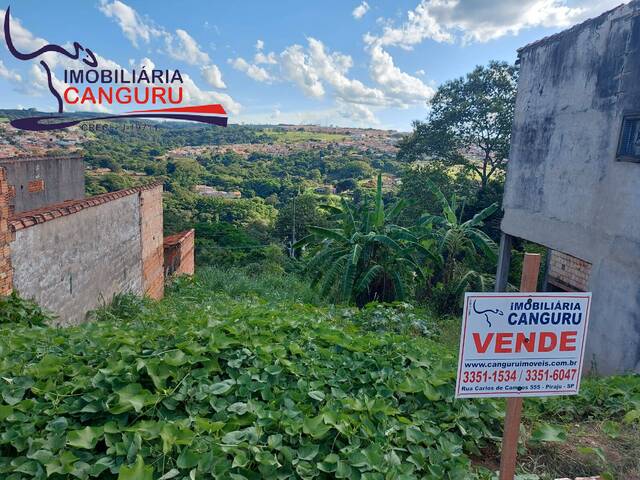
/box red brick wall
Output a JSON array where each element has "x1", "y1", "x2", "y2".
[
  {"x1": 139, "y1": 185, "x2": 164, "y2": 300},
  {"x1": 548, "y1": 250, "x2": 591, "y2": 292},
  {"x1": 27, "y1": 179, "x2": 45, "y2": 193},
  {"x1": 164, "y1": 229, "x2": 195, "y2": 277},
  {"x1": 0, "y1": 168, "x2": 13, "y2": 296}
]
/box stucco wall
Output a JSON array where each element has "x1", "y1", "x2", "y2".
[
  {"x1": 502, "y1": 1, "x2": 640, "y2": 373},
  {"x1": 0, "y1": 156, "x2": 85, "y2": 214},
  {"x1": 10, "y1": 194, "x2": 143, "y2": 326}
]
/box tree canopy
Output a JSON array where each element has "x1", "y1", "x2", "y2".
[{"x1": 399, "y1": 61, "x2": 518, "y2": 189}]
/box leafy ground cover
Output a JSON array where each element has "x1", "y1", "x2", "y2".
[{"x1": 1, "y1": 268, "x2": 638, "y2": 479}]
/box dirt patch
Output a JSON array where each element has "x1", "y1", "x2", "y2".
[{"x1": 520, "y1": 422, "x2": 640, "y2": 479}]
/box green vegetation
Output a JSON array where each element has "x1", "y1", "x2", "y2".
[
  {"x1": 296, "y1": 174, "x2": 430, "y2": 305},
  {"x1": 0, "y1": 268, "x2": 500, "y2": 480},
  {"x1": 399, "y1": 61, "x2": 517, "y2": 189},
  {"x1": 1, "y1": 269, "x2": 638, "y2": 479},
  {"x1": 420, "y1": 181, "x2": 499, "y2": 313},
  {"x1": 2, "y1": 59, "x2": 636, "y2": 478},
  {"x1": 0, "y1": 292, "x2": 53, "y2": 327},
  {"x1": 263, "y1": 129, "x2": 348, "y2": 144}
]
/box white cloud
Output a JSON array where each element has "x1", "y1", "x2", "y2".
[
  {"x1": 98, "y1": 2, "x2": 226, "y2": 82},
  {"x1": 0, "y1": 60, "x2": 22, "y2": 82},
  {"x1": 0, "y1": 8, "x2": 47, "y2": 52},
  {"x1": 229, "y1": 41, "x2": 277, "y2": 83},
  {"x1": 201, "y1": 64, "x2": 226, "y2": 88},
  {"x1": 178, "y1": 73, "x2": 241, "y2": 114},
  {"x1": 137, "y1": 57, "x2": 155, "y2": 70},
  {"x1": 229, "y1": 57, "x2": 272, "y2": 83},
  {"x1": 255, "y1": 51, "x2": 278, "y2": 65},
  {"x1": 368, "y1": 43, "x2": 434, "y2": 105},
  {"x1": 252, "y1": 40, "x2": 278, "y2": 64},
  {"x1": 278, "y1": 37, "x2": 432, "y2": 108},
  {"x1": 165, "y1": 29, "x2": 211, "y2": 65},
  {"x1": 97, "y1": 1, "x2": 234, "y2": 105},
  {"x1": 133, "y1": 58, "x2": 240, "y2": 114},
  {"x1": 280, "y1": 44, "x2": 325, "y2": 98},
  {"x1": 365, "y1": 1, "x2": 451, "y2": 48},
  {"x1": 337, "y1": 101, "x2": 378, "y2": 124},
  {"x1": 306, "y1": 38, "x2": 387, "y2": 106},
  {"x1": 98, "y1": 0, "x2": 160, "y2": 47},
  {"x1": 352, "y1": 1, "x2": 370, "y2": 20},
  {"x1": 365, "y1": 0, "x2": 613, "y2": 47},
  {"x1": 0, "y1": 8, "x2": 127, "y2": 108},
  {"x1": 132, "y1": 58, "x2": 239, "y2": 113},
  {"x1": 416, "y1": 69, "x2": 426, "y2": 76}
]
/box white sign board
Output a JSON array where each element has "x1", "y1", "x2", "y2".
[{"x1": 456, "y1": 292, "x2": 592, "y2": 398}]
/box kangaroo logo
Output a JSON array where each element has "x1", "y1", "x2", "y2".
[
  {"x1": 4, "y1": 6, "x2": 98, "y2": 113},
  {"x1": 1, "y1": 6, "x2": 228, "y2": 131},
  {"x1": 472, "y1": 300, "x2": 503, "y2": 328}
]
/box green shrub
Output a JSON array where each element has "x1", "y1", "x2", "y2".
[
  {"x1": 190, "y1": 266, "x2": 321, "y2": 305},
  {"x1": 0, "y1": 292, "x2": 53, "y2": 326},
  {"x1": 346, "y1": 302, "x2": 433, "y2": 337},
  {"x1": 89, "y1": 293, "x2": 151, "y2": 322}
]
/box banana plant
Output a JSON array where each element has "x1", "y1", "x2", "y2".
[
  {"x1": 295, "y1": 174, "x2": 435, "y2": 306},
  {"x1": 419, "y1": 178, "x2": 499, "y2": 311}
]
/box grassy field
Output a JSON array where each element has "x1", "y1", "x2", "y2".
[
  {"x1": 0, "y1": 267, "x2": 638, "y2": 479},
  {"x1": 264, "y1": 129, "x2": 349, "y2": 144}
]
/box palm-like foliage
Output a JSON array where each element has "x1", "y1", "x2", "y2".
[
  {"x1": 295, "y1": 174, "x2": 432, "y2": 306},
  {"x1": 419, "y1": 179, "x2": 499, "y2": 311}
]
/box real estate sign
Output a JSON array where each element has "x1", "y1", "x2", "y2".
[{"x1": 456, "y1": 292, "x2": 592, "y2": 398}]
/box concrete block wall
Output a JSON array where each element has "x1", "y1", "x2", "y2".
[
  {"x1": 0, "y1": 168, "x2": 13, "y2": 296},
  {"x1": 0, "y1": 155, "x2": 85, "y2": 214},
  {"x1": 547, "y1": 250, "x2": 592, "y2": 292},
  {"x1": 5, "y1": 181, "x2": 164, "y2": 325},
  {"x1": 501, "y1": 1, "x2": 640, "y2": 373},
  {"x1": 140, "y1": 186, "x2": 164, "y2": 300},
  {"x1": 164, "y1": 229, "x2": 195, "y2": 278},
  {"x1": 10, "y1": 194, "x2": 143, "y2": 326}
]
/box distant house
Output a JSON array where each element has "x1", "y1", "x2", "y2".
[
  {"x1": 89, "y1": 167, "x2": 113, "y2": 175},
  {"x1": 314, "y1": 185, "x2": 336, "y2": 195},
  {"x1": 194, "y1": 185, "x2": 241, "y2": 199}
]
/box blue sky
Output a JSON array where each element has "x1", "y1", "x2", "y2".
[{"x1": 0, "y1": 0, "x2": 625, "y2": 131}]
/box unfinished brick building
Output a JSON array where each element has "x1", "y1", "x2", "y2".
[
  {"x1": 0, "y1": 155, "x2": 85, "y2": 214},
  {"x1": 0, "y1": 157, "x2": 195, "y2": 326},
  {"x1": 164, "y1": 229, "x2": 196, "y2": 277}
]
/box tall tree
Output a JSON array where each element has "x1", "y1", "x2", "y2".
[{"x1": 399, "y1": 61, "x2": 518, "y2": 189}]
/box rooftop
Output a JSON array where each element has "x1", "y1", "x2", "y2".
[{"x1": 164, "y1": 229, "x2": 195, "y2": 247}]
